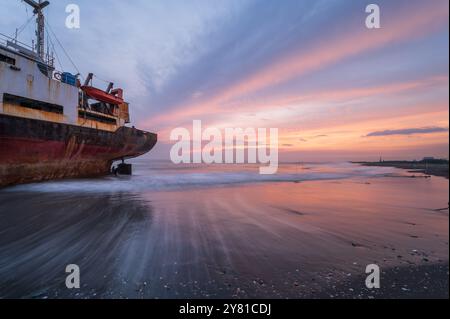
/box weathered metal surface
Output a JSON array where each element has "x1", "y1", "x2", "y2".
[
  {"x1": 3, "y1": 103, "x2": 65, "y2": 122},
  {"x1": 0, "y1": 46, "x2": 79, "y2": 124},
  {"x1": 0, "y1": 114, "x2": 157, "y2": 187},
  {"x1": 0, "y1": 160, "x2": 112, "y2": 187},
  {"x1": 118, "y1": 102, "x2": 130, "y2": 124},
  {"x1": 77, "y1": 117, "x2": 118, "y2": 132}
]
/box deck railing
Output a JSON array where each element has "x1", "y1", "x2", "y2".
[
  {"x1": 0, "y1": 32, "x2": 54, "y2": 68},
  {"x1": 0, "y1": 32, "x2": 35, "y2": 52}
]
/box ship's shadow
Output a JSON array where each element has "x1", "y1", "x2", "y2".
[{"x1": 0, "y1": 191, "x2": 154, "y2": 298}]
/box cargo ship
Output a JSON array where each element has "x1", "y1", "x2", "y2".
[{"x1": 0, "y1": 0, "x2": 157, "y2": 188}]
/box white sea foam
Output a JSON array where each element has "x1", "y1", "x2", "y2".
[{"x1": 2, "y1": 162, "x2": 399, "y2": 194}]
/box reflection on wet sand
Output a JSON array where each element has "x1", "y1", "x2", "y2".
[{"x1": 0, "y1": 164, "x2": 448, "y2": 298}]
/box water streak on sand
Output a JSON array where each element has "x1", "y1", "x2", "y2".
[{"x1": 0, "y1": 162, "x2": 448, "y2": 298}]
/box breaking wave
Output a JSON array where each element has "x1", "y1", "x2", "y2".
[{"x1": 2, "y1": 162, "x2": 400, "y2": 194}]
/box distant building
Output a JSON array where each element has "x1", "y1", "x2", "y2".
[{"x1": 423, "y1": 157, "x2": 435, "y2": 161}]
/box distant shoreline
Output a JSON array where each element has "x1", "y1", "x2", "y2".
[{"x1": 354, "y1": 159, "x2": 449, "y2": 179}]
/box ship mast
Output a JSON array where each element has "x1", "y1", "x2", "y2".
[{"x1": 23, "y1": 0, "x2": 50, "y2": 60}]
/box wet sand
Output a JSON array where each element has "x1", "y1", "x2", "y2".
[{"x1": 0, "y1": 170, "x2": 448, "y2": 299}]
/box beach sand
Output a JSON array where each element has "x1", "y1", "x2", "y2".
[{"x1": 0, "y1": 165, "x2": 448, "y2": 299}]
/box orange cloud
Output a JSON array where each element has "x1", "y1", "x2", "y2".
[
  {"x1": 279, "y1": 108, "x2": 449, "y2": 152},
  {"x1": 152, "y1": 76, "x2": 448, "y2": 143}
]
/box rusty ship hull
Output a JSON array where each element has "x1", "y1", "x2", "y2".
[{"x1": 0, "y1": 114, "x2": 157, "y2": 187}]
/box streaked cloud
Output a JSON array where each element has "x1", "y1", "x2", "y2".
[{"x1": 366, "y1": 127, "x2": 449, "y2": 137}]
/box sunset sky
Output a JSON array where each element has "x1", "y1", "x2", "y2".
[{"x1": 1, "y1": 0, "x2": 448, "y2": 161}]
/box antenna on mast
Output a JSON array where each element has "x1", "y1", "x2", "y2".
[{"x1": 23, "y1": 0, "x2": 50, "y2": 60}]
